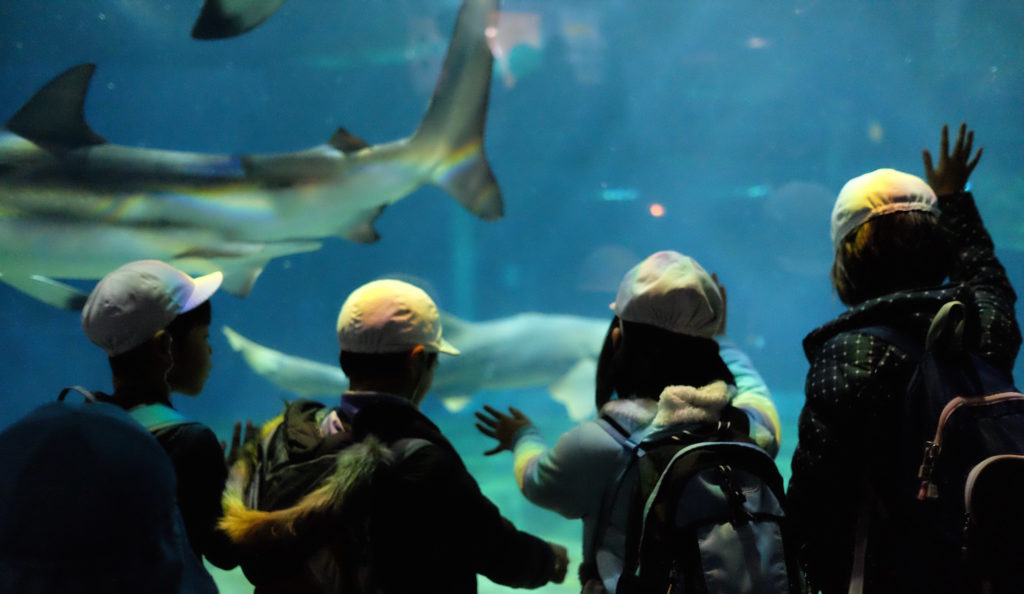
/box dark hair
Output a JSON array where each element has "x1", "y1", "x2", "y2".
[
  {"x1": 165, "y1": 300, "x2": 212, "y2": 340},
  {"x1": 831, "y1": 211, "x2": 953, "y2": 306},
  {"x1": 595, "y1": 316, "x2": 735, "y2": 409},
  {"x1": 108, "y1": 340, "x2": 159, "y2": 379},
  {"x1": 339, "y1": 349, "x2": 437, "y2": 382}
]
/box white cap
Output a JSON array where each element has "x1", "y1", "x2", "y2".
[
  {"x1": 610, "y1": 250, "x2": 723, "y2": 339},
  {"x1": 337, "y1": 279, "x2": 459, "y2": 355},
  {"x1": 82, "y1": 260, "x2": 223, "y2": 357},
  {"x1": 830, "y1": 168, "x2": 939, "y2": 250}
]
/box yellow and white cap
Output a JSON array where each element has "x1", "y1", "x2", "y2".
[
  {"x1": 831, "y1": 168, "x2": 939, "y2": 250},
  {"x1": 337, "y1": 279, "x2": 459, "y2": 355}
]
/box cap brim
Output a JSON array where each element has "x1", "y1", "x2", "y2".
[
  {"x1": 181, "y1": 271, "x2": 223, "y2": 313},
  {"x1": 437, "y1": 337, "x2": 460, "y2": 356}
]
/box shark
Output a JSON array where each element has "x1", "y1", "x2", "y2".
[
  {"x1": 191, "y1": 0, "x2": 287, "y2": 39},
  {"x1": 0, "y1": 0, "x2": 502, "y2": 309},
  {"x1": 222, "y1": 312, "x2": 610, "y2": 420}
]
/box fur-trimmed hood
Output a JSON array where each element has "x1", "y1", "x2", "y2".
[{"x1": 599, "y1": 380, "x2": 735, "y2": 434}]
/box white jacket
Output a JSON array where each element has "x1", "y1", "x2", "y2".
[{"x1": 508, "y1": 336, "x2": 780, "y2": 593}]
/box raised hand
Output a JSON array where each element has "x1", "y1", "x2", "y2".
[
  {"x1": 224, "y1": 420, "x2": 258, "y2": 466},
  {"x1": 922, "y1": 122, "x2": 983, "y2": 196},
  {"x1": 474, "y1": 405, "x2": 533, "y2": 456}
]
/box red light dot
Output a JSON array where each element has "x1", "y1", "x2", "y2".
[{"x1": 649, "y1": 203, "x2": 665, "y2": 217}]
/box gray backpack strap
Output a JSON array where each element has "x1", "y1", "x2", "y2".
[
  {"x1": 127, "y1": 403, "x2": 191, "y2": 432},
  {"x1": 57, "y1": 386, "x2": 97, "y2": 402},
  {"x1": 390, "y1": 438, "x2": 431, "y2": 462}
]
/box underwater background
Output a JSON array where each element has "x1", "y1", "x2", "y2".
[{"x1": 1, "y1": 1, "x2": 1023, "y2": 592}]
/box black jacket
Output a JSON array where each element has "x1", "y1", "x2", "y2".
[
  {"x1": 787, "y1": 192, "x2": 1021, "y2": 593},
  {"x1": 152, "y1": 421, "x2": 238, "y2": 570},
  {"x1": 339, "y1": 393, "x2": 556, "y2": 594},
  {"x1": 95, "y1": 393, "x2": 237, "y2": 570}
]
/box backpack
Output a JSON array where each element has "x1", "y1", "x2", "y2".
[
  {"x1": 595, "y1": 410, "x2": 804, "y2": 594},
  {"x1": 57, "y1": 387, "x2": 191, "y2": 433},
  {"x1": 229, "y1": 398, "x2": 427, "y2": 594},
  {"x1": 855, "y1": 300, "x2": 1024, "y2": 594}
]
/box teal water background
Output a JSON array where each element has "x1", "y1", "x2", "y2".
[{"x1": 1, "y1": 1, "x2": 1023, "y2": 592}]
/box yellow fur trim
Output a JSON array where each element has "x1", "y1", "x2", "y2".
[{"x1": 219, "y1": 435, "x2": 390, "y2": 547}]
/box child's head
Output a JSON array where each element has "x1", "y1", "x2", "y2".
[
  {"x1": 597, "y1": 251, "x2": 734, "y2": 405},
  {"x1": 829, "y1": 169, "x2": 953, "y2": 306},
  {"x1": 166, "y1": 300, "x2": 213, "y2": 396},
  {"x1": 82, "y1": 260, "x2": 221, "y2": 393}
]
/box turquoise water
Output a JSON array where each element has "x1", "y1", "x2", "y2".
[{"x1": 1, "y1": 1, "x2": 1022, "y2": 592}]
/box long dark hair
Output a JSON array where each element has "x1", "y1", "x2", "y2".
[{"x1": 595, "y1": 316, "x2": 734, "y2": 409}]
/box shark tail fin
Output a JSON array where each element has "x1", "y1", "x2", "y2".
[{"x1": 411, "y1": 0, "x2": 503, "y2": 220}]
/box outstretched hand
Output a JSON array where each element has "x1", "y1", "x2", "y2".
[
  {"x1": 549, "y1": 542, "x2": 569, "y2": 583},
  {"x1": 922, "y1": 122, "x2": 983, "y2": 196},
  {"x1": 474, "y1": 405, "x2": 533, "y2": 456},
  {"x1": 223, "y1": 420, "x2": 258, "y2": 466}
]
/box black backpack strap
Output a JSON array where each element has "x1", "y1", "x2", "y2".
[
  {"x1": 857, "y1": 325, "x2": 925, "y2": 362},
  {"x1": 57, "y1": 386, "x2": 96, "y2": 402}
]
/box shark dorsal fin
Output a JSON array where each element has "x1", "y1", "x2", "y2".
[
  {"x1": 6, "y1": 64, "x2": 106, "y2": 154},
  {"x1": 328, "y1": 128, "x2": 369, "y2": 154}
]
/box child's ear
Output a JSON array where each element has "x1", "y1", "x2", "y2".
[{"x1": 154, "y1": 329, "x2": 173, "y2": 356}]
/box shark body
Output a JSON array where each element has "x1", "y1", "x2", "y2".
[
  {"x1": 223, "y1": 312, "x2": 610, "y2": 420},
  {"x1": 0, "y1": 0, "x2": 501, "y2": 308}
]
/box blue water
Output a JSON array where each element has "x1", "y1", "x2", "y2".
[{"x1": 1, "y1": 1, "x2": 1022, "y2": 592}]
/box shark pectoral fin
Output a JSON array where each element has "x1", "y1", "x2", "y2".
[
  {"x1": 440, "y1": 395, "x2": 473, "y2": 414},
  {"x1": 219, "y1": 266, "x2": 265, "y2": 297},
  {"x1": 0, "y1": 273, "x2": 88, "y2": 310},
  {"x1": 343, "y1": 206, "x2": 385, "y2": 243},
  {"x1": 548, "y1": 358, "x2": 598, "y2": 421},
  {"x1": 432, "y1": 149, "x2": 504, "y2": 220},
  {"x1": 7, "y1": 64, "x2": 106, "y2": 154},
  {"x1": 328, "y1": 128, "x2": 370, "y2": 153},
  {"x1": 176, "y1": 240, "x2": 322, "y2": 297}
]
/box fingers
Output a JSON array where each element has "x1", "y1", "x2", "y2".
[
  {"x1": 243, "y1": 420, "x2": 258, "y2": 444},
  {"x1": 475, "y1": 422, "x2": 498, "y2": 439},
  {"x1": 940, "y1": 124, "x2": 949, "y2": 160},
  {"x1": 953, "y1": 122, "x2": 967, "y2": 156},
  {"x1": 220, "y1": 439, "x2": 227, "y2": 453},
  {"x1": 967, "y1": 146, "x2": 983, "y2": 175},
  {"x1": 482, "y1": 404, "x2": 506, "y2": 420},
  {"x1": 474, "y1": 410, "x2": 499, "y2": 428},
  {"x1": 230, "y1": 421, "x2": 242, "y2": 450},
  {"x1": 484, "y1": 446, "x2": 503, "y2": 456},
  {"x1": 509, "y1": 406, "x2": 528, "y2": 420}
]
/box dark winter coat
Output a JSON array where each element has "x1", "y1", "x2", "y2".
[
  {"x1": 787, "y1": 192, "x2": 1021, "y2": 594},
  {"x1": 222, "y1": 392, "x2": 557, "y2": 594}
]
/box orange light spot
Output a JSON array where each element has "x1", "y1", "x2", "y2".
[{"x1": 649, "y1": 203, "x2": 665, "y2": 217}]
